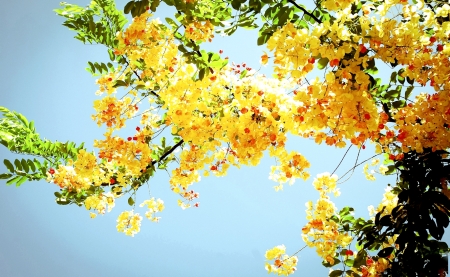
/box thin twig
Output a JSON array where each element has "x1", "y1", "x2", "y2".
[
  {"x1": 331, "y1": 145, "x2": 353, "y2": 175},
  {"x1": 338, "y1": 153, "x2": 381, "y2": 184},
  {"x1": 287, "y1": 0, "x2": 322, "y2": 24},
  {"x1": 290, "y1": 244, "x2": 309, "y2": 257}
]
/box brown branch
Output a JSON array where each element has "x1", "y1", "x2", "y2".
[
  {"x1": 287, "y1": 0, "x2": 322, "y2": 24},
  {"x1": 101, "y1": 140, "x2": 184, "y2": 187},
  {"x1": 149, "y1": 139, "x2": 184, "y2": 168}
]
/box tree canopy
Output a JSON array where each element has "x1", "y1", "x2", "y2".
[{"x1": 1, "y1": 0, "x2": 450, "y2": 276}]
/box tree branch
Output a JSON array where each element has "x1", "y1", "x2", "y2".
[
  {"x1": 149, "y1": 139, "x2": 184, "y2": 168},
  {"x1": 123, "y1": 59, "x2": 160, "y2": 99},
  {"x1": 287, "y1": 0, "x2": 322, "y2": 24}
]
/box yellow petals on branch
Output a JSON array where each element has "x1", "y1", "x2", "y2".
[
  {"x1": 302, "y1": 173, "x2": 353, "y2": 261},
  {"x1": 140, "y1": 198, "x2": 165, "y2": 222},
  {"x1": 84, "y1": 192, "x2": 116, "y2": 215},
  {"x1": 184, "y1": 20, "x2": 214, "y2": 43},
  {"x1": 116, "y1": 210, "x2": 142, "y2": 237},
  {"x1": 265, "y1": 245, "x2": 298, "y2": 276}
]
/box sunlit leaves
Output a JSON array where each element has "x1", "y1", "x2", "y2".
[
  {"x1": 124, "y1": 0, "x2": 151, "y2": 17},
  {"x1": 55, "y1": 0, "x2": 127, "y2": 47},
  {"x1": 2, "y1": 0, "x2": 450, "y2": 275}
]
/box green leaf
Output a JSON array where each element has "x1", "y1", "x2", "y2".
[
  {"x1": 366, "y1": 58, "x2": 375, "y2": 70},
  {"x1": 101, "y1": 63, "x2": 108, "y2": 72},
  {"x1": 128, "y1": 196, "x2": 135, "y2": 206},
  {"x1": 20, "y1": 159, "x2": 29, "y2": 173},
  {"x1": 329, "y1": 270, "x2": 343, "y2": 277},
  {"x1": 339, "y1": 206, "x2": 354, "y2": 216},
  {"x1": 3, "y1": 159, "x2": 14, "y2": 173},
  {"x1": 56, "y1": 200, "x2": 70, "y2": 205},
  {"x1": 150, "y1": 0, "x2": 160, "y2": 12},
  {"x1": 6, "y1": 175, "x2": 21, "y2": 186},
  {"x1": 113, "y1": 80, "x2": 128, "y2": 88},
  {"x1": 199, "y1": 68, "x2": 206, "y2": 80},
  {"x1": 108, "y1": 49, "x2": 115, "y2": 61},
  {"x1": 406, "y1": 76, "x2": 414, "y2": 85},
  {"x1": 29, "y1": 121, "x2": 35, "y2": 132},
  {"x1": 14, "y1": 159, "x2": 22, "y2": 171},
  {"x1": 344, "y1": 258, "x2": 354, "y2": 267},
  {"x1": 317, "y1": 58, "x2": 329, "y2": 70},
  {"x1": 385, "y1": 165, "x2": 396, "y2": 175},
  {"x1": 390, "y1": 72, "x2": 397, "y2": 83},
  {"x1": 165, "y1": 17, "x2": 178, "y2": 29},
  {"x1": 397, "y1": 68, "x2": 405, "y2": 84},
  {"x1": 405, "y1": 86, "x2": 413, "y2": 100},
  {"x1": 365, "y1": 67, "x2": 378, "y2": 75},
  {"x1": 257, "y1": 33, "x2": 270, "y2": 46},
  {"x1": 0, "y1": 173, "x2": 13, "y2": 179},
  {"x1": 15, "y1": 176, "x2": 28, "y2": 187},
  {"x1": 385, "y1": 90, "x2": 400, "y2": 99},
  {"x1": 392, "y1": 100, "x2": 406, "y2": 108},
  {"x1": 173, "y1": 136, "x2": 182, "y2": 143},
  {"x1": 378, "y1": 247, "x2": 394, "y2": 258},
  {"x1": 124, "y1": 1, "x2": 135, "y2": 14},
  {"x1": 15, "y1": 112, "x2": 29, "y2": 126},
  {"x1": 88, "y1": 61, "x2": 96, "y2": 73},
  {"x1": 353, "y1": 250, "x2": 367, "y2": 268},
  {"x1": 240, "y1": 69, "x2": 248, "y2": 79}
]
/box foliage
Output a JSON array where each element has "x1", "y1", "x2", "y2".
[
  {"x1": 2, "y1": 0, "x2": 450, "y2": 276},
  {"x1": 0, "y1": 107, "x2": 85, "y2": 187}
]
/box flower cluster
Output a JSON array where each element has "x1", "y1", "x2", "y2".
[
  {"x1": 184, "y1": 20, "x2": 214, "y2": 43},
  {"x1": 359, "y1": 257, "x2": 391, "y2": 277},
  {"x1": 116, "y1": 210, "x2": 143, "y2": 237},
  {"x1": 264, "y1": 245, "x2": 298, "y2": 276},
  {"x1": 84, "y1": 192, "x2": 115, "y2": 215},
  {"x1": 139, "y1": 198, "x2": 165, "y2": 222},
  {"x1": 392, "y1": 92, "x2": 450, "y2": 153},
  {"x1": 48, "y1": 164, "x2": 88, "y2": 191},
  {"x1": 363, "y1": 159, "x2": 388, "y2": 181},
  {"x1": 301, "y1": 173, "x2": 352, "y2": 263}
]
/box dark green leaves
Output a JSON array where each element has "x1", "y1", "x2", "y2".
[
  {"x1": 353, "y1": 250, "x2": 367, "y2": 268},
  {"x1": 3, "y1": 159, "x2": 13, "y2": 173},
  {"x1": 0, "y1": 173, "x2": 13, "y2": 179},
  {"x1": 404, "y1": 86, "x2": 414, "y2": 100},
  {"x1": 329, "y1": 270, "x2": 343, "y2": 277},
  {"x1": 2, "y1": 158, "x2": 48, "y2": 187},
  {"x1": 123, "y1": 0, "x2": 151, "y2": 17},
  {"x1": 377, "y1": 247, "x2": 394, "y2": 258},
  {"x1": 87, "y1": 61, "x2": 115, "y2": 76}
]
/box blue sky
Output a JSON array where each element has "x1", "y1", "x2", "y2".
[{"x1": 0, "y1": 1, "x2": 447, "y2": 276}]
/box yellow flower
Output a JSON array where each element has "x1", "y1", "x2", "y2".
[
  {"x1": 261, "y1": 52, "x2": 269, "y2": 65},
  {"x1": 116, "y1": 210, "x2": 142, "y2": 237},
  {"x1": 140, "y1": 198, "x2": 165, "y2": 222}
]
